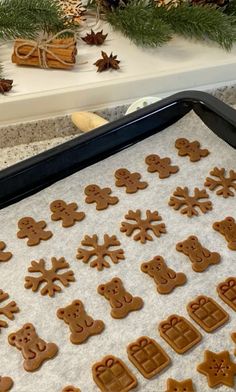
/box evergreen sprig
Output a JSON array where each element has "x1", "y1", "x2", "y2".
[
  {"x1": 0, "y1": 0, "x2": 65, "y2": 40},
  {"x1": 225, "y1": 0, "x2": 236, "y2": 16},
  {"x1": 106, "y1": 0, "x2": 172, "y2": 46},
  {"x1": 156, "y1": 3, "x2": 236, "y2": 50}
]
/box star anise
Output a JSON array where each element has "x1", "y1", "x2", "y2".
[
  {"x1": 0, "y1": 79, "x2": 13, "y2": 94},
  {"x1": 94, "y1": 51, "x2": 120, "y2": 72},
  {"x1": 82, "y1": 30, "x2": 108, "y2": 45}
]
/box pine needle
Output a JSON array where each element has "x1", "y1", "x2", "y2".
[
  {"x1": 0, "y1": 0, "x2": 65, "y2": 40},
  {"x1": 156, "y1": 3, "x2": 236, "y2": 50},
  {"x1": 106, "y1": 1, "x2": 173, "y2": 47},
  {"x1": 225, "y1": 0, "x2": 236, "y2": 17}
]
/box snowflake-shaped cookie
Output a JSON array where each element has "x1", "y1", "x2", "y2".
[
  {"x1": 76, "y1": 234, "x2": 125, "y2": 271},
  {"x1": 0, "y1": 290, "x2": 19, "y2": 330},
  {"x1": 120, "y1": 210, "x2": 166, "y2": 244},
  {"x1": 205, "y1": 167, "x2": 236, "y2": 198},
  {"x1": 25, "y1": 257, "x2": 75, "y2": 297},
  {"x1": 169, "y1": 187, "x2": 212, "y2": 217}
]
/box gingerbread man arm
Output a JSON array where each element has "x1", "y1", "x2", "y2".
[
  {"x1": 132, "y1": 173, "x2": 141, "y2": 180},
  {"x1": 115, "y1": 178, "x2": 126, "y2": 187},
  {"x1": 37, "y1": 221, "x2": 46, "y2": 229},
  {"x1": 17, "y1": 230, "x2": 27, "y2": 239},
  {"x1": 67, "y1": 203, "x2": 78, "y2": 212},
  {"x1": 178, "y1": 147, "x2": 189, "y2": 156},
  {"x1": 103, "y1": 188, "x2": 112, "y2": 195},
  {"x1": 51, "y1": 212, "x2": 62, "y2": 221},
  {"x1": 85, "y1": 195, "x2": 96, "y2": 204}
]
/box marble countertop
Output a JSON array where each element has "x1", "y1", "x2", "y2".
[{"x1": 0, "y1": 85, "x2": 235, "y2": 170}]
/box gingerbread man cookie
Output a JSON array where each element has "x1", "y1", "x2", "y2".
[
  {"x1": 84, "y1": 184, "x2": 119, "y2": 210},
  {"x1": 98, "y1": 277, "x2": 143, "y2": 319},
  {"x1": 145, "y1": 154, "x2": 179, "y2": 179},
  {"x1": 176, "y1": 235, "x2": 220, "y2": 272},
  {"x1": 57, "y1": 299, "x2": 104, "y2": 344},
  {"x1": 175, "y1": 138, "x2": 209, "y2": 162},
  {"x1": 114, "y1": 168, "x2": 148, "y2": 193},
  {"x1": 50, "y1": 199, "x2": 85, "y2": 228},
  {"x1": 8, "y1": 323, "x2": 58, "y2": 372},
  {"x1": 213, "y1": 217, "x2": 236, "y2": 250},
  {"x1": 17, "y1": 217, "x2": 53, "y2": 246},
  {"x1": 0, "y1": 242, "x2": 12, "y2": 262},
  {"x1": 0, "y1": 377, "x2": 13, "y2": 392},
  {"x1": 141, "y1": 256, "x2": 186, "y2": 294}
]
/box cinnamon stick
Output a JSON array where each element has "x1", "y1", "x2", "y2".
[{"x1": 12, "y1": 53, "x2": 74, "y2": 70}]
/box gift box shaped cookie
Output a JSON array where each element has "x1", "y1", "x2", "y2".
[
  {"x1": 187, "y1": 295, "x2": 229, "y2": 332},
  {"x1": 159, "y1": 315, "x2": 202, "y2": 354}
]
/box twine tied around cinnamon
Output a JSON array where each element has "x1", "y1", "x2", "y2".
[{"x1": 14, "y1": 30, "x2": 77, "y2": 69}]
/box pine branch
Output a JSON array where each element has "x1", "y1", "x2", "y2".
[
  {"x1": 0, "y1": 0, "x2": 65, "y2": 40},
  {"x1": 156, "y1": 3, "x2": 236, "y2": 50},
  {"x1": 106, "y1": 0, "x2": 173, "y2": 47},
  {"x1": 225, "y1": 0, "x2": 236, "y2": 16}
]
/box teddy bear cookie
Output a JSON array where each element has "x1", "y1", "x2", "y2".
[
  {"x1": 114, "y1": 168, "x2": 148, "y2": 193},
  {"x1": 0, "y1": 242, "x2": 12, "y2": 263},
  {"x1": 57, "y1": 299, "x2": 105, "y2": 344},
  {"x1": 145, "y1": 154, "x2": 179, "y2": 179},
  {"x1": 84, "y1": 184, "x2": 119, "y2": 210},
  {"x1": 175, "y1": 138, "x2": 209, "y2": 162},
  {"x1": 0, "y1": 376, "x2": 13, "y2": 392},
  {"x1": 8, "y1": 323, "x2": 58, "y2": 372},
  {"x1": 176, "y1": 235, "x2": 220, "y2": 272},
  {"x1": 141, "y1": 256, "x2": 186, "y2": 294},
  {"x1": 17, "y1": 217, "x2": 53, "y2": 246},
  {"x1": 213, "y1": 216, "x2": 236, "y2": 250},
  {"x1": 50, "y1": 200, "x2": 85, "y2": 228},
  {"x1": 98, "y1": 277, "x2": 143, "y2": 319}
]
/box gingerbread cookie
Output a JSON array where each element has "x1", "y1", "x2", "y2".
[
  {"x1": 197, "y1": 350, "x2": 236, "y2": 388},
  {"x1": 0, "y1": 377, "x2": 13, "y2": 392},
  {"x1": 17, "y1": 217, "x2": 53, "y2": 246},
  {"x1": 141, "y1": 256, "x2": 186, "y2": 294},
  {"x1": 84, "y1": 184, "x2": 119, "y2": 210},
  {"x1": 50, "y1": 199, "x2": 85, "y2": 227},
  {"x1": 217, "y1": 277, "x2": 236, "y2": 311},
  {"x1": 98, "y1": 277, "x2": 143, "y2": 319},
  {"x1": 0, "y1": 290, "x2": 19, "y2": 330},
  {"x1": 25, "y1": 257, "x2": 75, "y2": 297},
  {"x1": 232, "y1": 332, "x2": 236, "y2": 355},
  {"x1": 175, "y1": 138, "x2": 209, "y2": 162},
  {"x1": 213, "y1": 216, "x2": 236, "y2": 250},
  {"x1": 92, "y1": 355, "x2": 137, "y2": 392},
  {"x1": 114, "y1": 168, "x2": 148, "y2": 193},
  {"x1": 187, "y1": 295, "x2": 229, "y2": 332},
  {"x1": 8, "y1": 323, "x2": 58, "y2": 372},
  {"x1": 158, "y1": 314, "x2": 202, "y2": 354},
  {"x1": 62, "y1": 387, "x2": 80, "y2": 392},
  {"x1": 169, "y1": 187, "x2": 212, "y2": 217},
  {"x1": 120, "y1": 209, "x2": 166, "y2": 244},
  {"x1": 127, "y1": 336, "x2": 170, "y2": 379},
  {"x1": 57, "y1": 299, "x2": 104, "y2": 344},
  {"x1": 176, "y1": 235, "x2": 220, "y2": 272},
  {"x1": 0, "y1": 242, "x2": 12, "y2": 263},
  {"x1": 205, "y1": 167, "x2": 236, "y2": 198},
  {"x1": 165, "y1": 378, "x2": 195, "y2": 392},
  {"x1": 76, "y1": 234, "x2": 125, "y2": 271},
  {"x1": 145, "y1": 154, "x2": 179, "y2": 179}
]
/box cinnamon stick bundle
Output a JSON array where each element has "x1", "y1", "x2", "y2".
[{"x1": 12, "y1": 35, "x2": 77, "y2": 70}]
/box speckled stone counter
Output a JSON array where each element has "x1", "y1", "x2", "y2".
[{"x1": 0, "y1": 85, "x2": 235, "y2": 170}]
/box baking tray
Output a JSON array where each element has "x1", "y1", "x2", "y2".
[
  {"x1": 0, "y1": 90, "x2": 235, "y2": 210},
  {"x1": 0, "y1": 89, "x2": 236, "y2": 392}
]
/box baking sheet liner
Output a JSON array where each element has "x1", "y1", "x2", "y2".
[{"x1": 0, "y1": 110, "x2": 235, "y2": 392}]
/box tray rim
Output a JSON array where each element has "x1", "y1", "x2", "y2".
[{"x1": 0, "y1": 90, "x2": 235, "y2": 210}]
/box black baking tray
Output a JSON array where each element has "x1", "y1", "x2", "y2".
[{"x1": 0, "y1": 90, "x2": 235, "y2": 210}]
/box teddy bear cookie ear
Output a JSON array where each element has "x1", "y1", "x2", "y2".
[
  {"x1": 97, "y1": 284, "x2": 106, "y2": 295},
  {"x1": 212, "y1": 221, "x2": 220, "y2": 231},
  {"x1": 8, "y1": 332, "x2": 17, "y2": 346},
  {"x1": 154, "y1": 256, "x2": 164, "y2": 263},
  {"x1": 226, "y1": 217, "x2": 235, "y2": 223},
  {"x1": 57, "y1": 308, "x2": 65, "y2": 319},
  {"x1": 111, "y1": 277, "x2": 121, "y2": 285},
  {"x1": 140, "y1": 263, "x2": 149, "y2": 273},
  {"x1": 176, "y1": 241, "x2": 183, "y2": 251},
  {"x1": 72, "y1": 300, "x2": 82, "y2": 307}
]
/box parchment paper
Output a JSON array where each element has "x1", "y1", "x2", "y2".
[{"x1": 0, "y1": 110, "x2": 235, "y2": 392}]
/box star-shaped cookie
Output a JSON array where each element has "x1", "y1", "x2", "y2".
[
  {"x1": 166, "y1": 378, "x2": 195, "y2": 391},
  {"x1": 197, "y1": 350, "x2": 236, "y2": 388}
]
